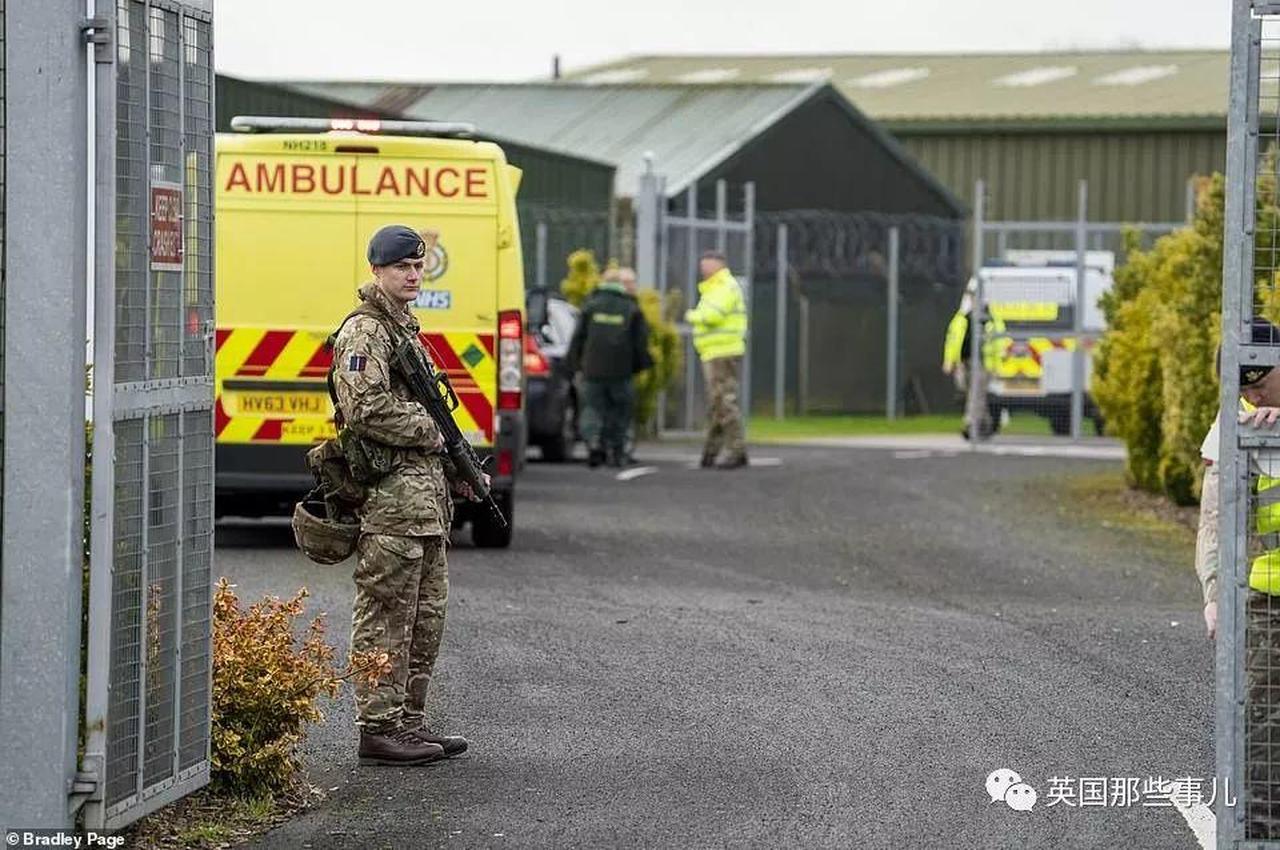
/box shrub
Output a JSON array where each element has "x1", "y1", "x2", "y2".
[
  {"x1": 559, "y1": 249, "x2": 601, "y2": 308},
  {"x1": 633, "y1": 288, "x2": 684, "y2": 435},
  {"x1": 1095, "y1": 168, "x2": 1280, "y2": 505},
  {"x1": 211, "y1": 579, "x2": 387, "y2": 796}
]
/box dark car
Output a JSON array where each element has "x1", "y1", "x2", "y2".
[{"x1": 524, "y1": 289, "x2": 580, "y2": 462}]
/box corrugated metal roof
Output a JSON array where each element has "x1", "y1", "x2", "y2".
[
  {"x1": 281, "y1": 81, "x2": 819, "y2": 197},
  {"x1": 560, "y1": 50, "x2": 1233, "y2": 124}
]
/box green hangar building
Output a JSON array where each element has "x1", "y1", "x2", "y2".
[{"x1": 565, "y1": 50, "x2": 1229, "y2": 225}]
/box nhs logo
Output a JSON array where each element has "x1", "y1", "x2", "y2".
[{"x1": 414, "y1": 289, "x2": 451, "y2": 310}]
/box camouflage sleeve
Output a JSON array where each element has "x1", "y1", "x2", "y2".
[
  {"x1": 1195, "y1": 461, "x2": 1220, "y2": 607},
  {"x1": 332, "y1": 317, "x2": 442, "y2": 448}
]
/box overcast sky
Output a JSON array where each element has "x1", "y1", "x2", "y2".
[{"x1": 215, "y1": 0, "x2": 1231, "y2": 83}]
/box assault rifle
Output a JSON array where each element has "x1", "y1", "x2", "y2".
[{"x1": 390, "y1": 336, "x2": 507, "y2": 530}]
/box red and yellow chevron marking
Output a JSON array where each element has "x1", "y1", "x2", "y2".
[
  {"x1": 215, "y1": 327, "x2": 496, "y2": 446},
  {"x1": 420, "y1": 331, "x2": 496, "y2": 444}
]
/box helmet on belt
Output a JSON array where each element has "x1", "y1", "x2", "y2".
[{"x1": 292, "y1": 493, "x2": 358, "y2": 565}]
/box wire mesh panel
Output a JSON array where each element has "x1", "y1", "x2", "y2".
[
  {"x1": 115, "y1": 0, "x2": 148, "y2": 384},
  {"x1": 142, "y1": 413, "x2": 180, "y2": 789},
  {"x1": 178, "y1": 409, "x2": 212, "y2": 771},
  {"x1": 182, "y1": 15, "x2": 213, "y2": 379},
  {"x1": 105, "y1": 418, "x2": 145, "y2": 811},
  {"x1": 87, "y1": 0, "x2": 216, "y2": 831},
  {"x1": 148, "y1": 7, "x2": 182, "y2": 380}
]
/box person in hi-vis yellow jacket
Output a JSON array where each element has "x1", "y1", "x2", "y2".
[
  {"x1": 942, "y1": 279, "x2": 1005, "y2": 438},
  {"x1": 685, "y1": 250, "x2": 748, "y2": 469}
]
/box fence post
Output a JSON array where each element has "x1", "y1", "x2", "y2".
[
  {"x1": 741, "y1": 182, "x2": 754, "y2": 433},
  {"x1": 635, "y1": 156, "x2": 659, "y2": 289},
  {"x1": 684, "y1": 184, "x2": 698, "y2": 432},
  {"x1": 965, "y1": 180, "x2": 988, "y2": 445},
  {"x1": 1219, "y1": 2, "x2": 1257, "y2": 845},
  {"x1": 775, "y1": 223, "x2": 788, "y2": 420},
  {"x1": 798, "y1": 293, "x2": 810, "y2": 415},
  {"x1": 886, "y1": 226, "x2": 900, "y2": 420},
  {"x1": 1070, "y1": 180, "x2": 1087, "y2": 441},
  {"x1": 535, "y1": 221, "x2": 548, "y2": 291},
  {"x1": 0, "y1": 0, "x2": 90, "y2": 829}
]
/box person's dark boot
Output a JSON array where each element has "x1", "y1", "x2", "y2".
[
  {"x1": 715, "y1": 453, "x2": 749, "y2": 470},
  {"x1": 699, "y1": 449, "x2": 717, "y2": 468},
  {"x1": 588, "y1": 448, "x2": 605, "y2": 468},
  {"x1": 358, "y1": 727, "x2": 445, "y2": 766},
  {"x1": 607, "y1": 449, "x2": 625, "y2": 468},
  {"x1": 409, "y1": 726, "x2": 470, "y2": 757}
]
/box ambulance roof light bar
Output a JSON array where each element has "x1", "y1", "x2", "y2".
[{"x1": 230, "y1": 115, "x2": 476, "y2": 138}]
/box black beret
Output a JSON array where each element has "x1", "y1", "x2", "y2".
[{"x1": 367, "y1": 225, "x2": 426, "y2": 266}]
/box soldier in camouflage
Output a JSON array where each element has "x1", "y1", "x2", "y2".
[
  {"x1": 685, "y1": 250, "x2": 749, "y2": 469},
  {"x1": 1196, "y1": 319, "x2": 1280, "y2": 836},
  {"x1": 331, "y1": 224, "x2": 478, "y2": 766}
]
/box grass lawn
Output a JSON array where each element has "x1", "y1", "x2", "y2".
[{"x1": 746, "y1": 412, "x2": 1053, "y2": 441}]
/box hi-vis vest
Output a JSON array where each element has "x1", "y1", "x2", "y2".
[
  {"x1": 1216, "y1": 400, "x2": 1280, "y2": 594},
  {"x1": 687, "y1": 268, "x2": 747, "y2": 360},
  {"x1": 1254, "y1": 473, "x2": 1280, "y2": 594},
  {"x1": 942, "y1": 308, "x2": 1006, "y2": 372}
]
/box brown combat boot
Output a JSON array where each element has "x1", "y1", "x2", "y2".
[
  {"x1": 409, "y1": 725, "x2": 470, "y2": 757},
  {"x1": 358, "y1": 726, "x2": 445, "y2": 766}
]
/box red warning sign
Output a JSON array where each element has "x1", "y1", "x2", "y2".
[{"x1": 150, "y1": 181, "x2": 184, "y2": 271}]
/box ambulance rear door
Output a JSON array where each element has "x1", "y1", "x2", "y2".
[{"x1": 215, "y1": 143, "x2": 360, "y2": 475}]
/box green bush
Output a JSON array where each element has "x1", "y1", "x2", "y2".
[
  {"x1": 1095, "y1": 170, "x2": 1280, "y2": 505},
  {"x1": 633, "y1": 288, "x2": 684, "y2": 436},
  {"x1": 559, "y1": 249, "x2": 600, "y2": 308}
]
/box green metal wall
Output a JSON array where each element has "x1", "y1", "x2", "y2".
[{"x1": 891, "y1": 126, "x2": 1226, "y2": 223}]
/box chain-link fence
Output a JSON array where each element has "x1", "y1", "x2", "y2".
[
  {"x1": 520, "y1": 201, "x2": 612, "y2": 294},
  {"x1": 756, "y1": 210, "x2": 965, "y2": 420},
  {"x1": 82, "y1": 0, "x2": 216, "y2": 830}
]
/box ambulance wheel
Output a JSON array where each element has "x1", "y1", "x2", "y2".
[{"x1": 472, "y1": 489, "x2": 514, "y2": 549}]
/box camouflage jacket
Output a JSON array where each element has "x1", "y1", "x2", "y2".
[{"x1": 331, "y1": 282, "x2": 454, "y2": 536}]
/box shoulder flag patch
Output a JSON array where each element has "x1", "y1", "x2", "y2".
[{"x1": 347, "y1": 354, "x2": 367, "y2": 372}]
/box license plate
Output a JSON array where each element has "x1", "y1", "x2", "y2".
[
  {"x1": 996, "y1": 378, "x2": 1041, "y2": 396},
  {"x1": 229, "y1": 391, "x2": 330, "y2": 417}
]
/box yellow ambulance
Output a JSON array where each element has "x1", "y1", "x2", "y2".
[{"x1": 214, "y1": 117, "x2": 525, "y2": 547}]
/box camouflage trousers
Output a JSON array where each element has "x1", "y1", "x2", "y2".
[
  {"x1": 701, "y1": 355, "x2": 745, "y2": 460},
  {"x1": 1248, "y1": 591, "x2": 1280, "y2": 838},
  {"x1": 352, "y1": 533, "x2": 449, "y2": 733}
]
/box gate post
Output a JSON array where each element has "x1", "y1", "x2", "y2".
[{"x1": 0, "y1": 0, "x2": 90, "y2": 829}]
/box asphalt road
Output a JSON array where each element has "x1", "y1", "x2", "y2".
[{"x1": 220, "y1": 442, "x2": 1213, "y2": 850}]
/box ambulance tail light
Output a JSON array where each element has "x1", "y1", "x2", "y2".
[
  {"x1": 498, "y1": 311, "x2": 523, "y2": 410},
  {"x1": 523, "y1": 334, "x2": 550, "y2": 377}
]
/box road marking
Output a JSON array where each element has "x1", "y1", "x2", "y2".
[
  {"x1": 750, "y1": 457, "x2": 783, "y2": 467},
  {"x1": 892, "y1": 450, "x2": 934, "y2": 459},
  {"x1": 1168, "y1": 780, "x2": 1214, "y2": 849},
  {"x1": 615, "y1": 466, "x2": 657, "y2": 482}
]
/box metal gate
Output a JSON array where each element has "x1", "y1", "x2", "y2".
[
  {"x1": 81, "y1": 0, "x2": 216, "y2": 830},
  {"x1": 1221, "y1": 3, "x2": 1280, "y2": 847},
  {"x1": 635, "y1": 166, "x2": 754, "y2": 432}
]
